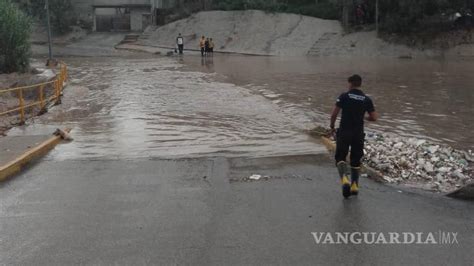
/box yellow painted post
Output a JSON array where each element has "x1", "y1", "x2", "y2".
[
  {"x1": 54, "y1": 79, "x2": 62, "y2": 105},
  {"x1": 18, "y1": 89, "x2": 25, "y2": 125},
  {"x1": 60, "y1": 71, "x2": 64, "y2": 94}
]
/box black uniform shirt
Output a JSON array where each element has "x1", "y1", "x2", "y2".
[{"x1": 336, "y1": 89, "x2": 375, "y2": 132}]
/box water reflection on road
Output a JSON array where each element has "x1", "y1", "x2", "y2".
[
  {"x1": 40, "y1": 57, "x2": 325, "y2": 160},
  {"x1": 185, "y1": 55, "x2": 474, "y2": 149}
]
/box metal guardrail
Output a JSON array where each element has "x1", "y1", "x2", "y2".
[{"x1": 0, "y1": 63, "x2": 68, "y2": 124}]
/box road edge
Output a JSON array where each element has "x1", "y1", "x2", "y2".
[{"x1": 0, "y1": 129, "x2": 71, "y2": 182}]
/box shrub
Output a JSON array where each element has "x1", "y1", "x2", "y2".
[
  {"x1": 49, "y1": 0, "x2": 76, "y2": 34},
  {"x1": 286, "y1": 3, "x2": 341, "y2": 20},
  {"x1": 0, "y1": 0, "x2": 31, "y2": 73},
  {"x1": 211, "y1": 0, "x2": 340, "y2": 19},
  {"x1": 379, "y1": 0, "x2": 474, "y2": 33}
]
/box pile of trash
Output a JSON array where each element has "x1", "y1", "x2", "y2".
[
  {"x1": 364, "y1": 133, "x2": 473, "y2": 192},
  {"x1": 308, "y1": 126, "x2": 473, "y2": 192}
]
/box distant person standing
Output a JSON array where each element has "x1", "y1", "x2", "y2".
[
  {"x1": 209, "y1": 38, "x2": 215, "y2": 55},
  {"x1": 199, "y1": 36, "x2": 206, "y2": 57},
  {"x1": 176, "y1": 33, "x2": 184, "y2": 54},
  {"x1": 362, "y1": 0, "x2": 371, "y2": 22},
  {"x1": 356, "y1": 5, "x2": 365, "y2": 25},
  {"x1": 205, "y1": 38, "x2": 210, "y2": 56},
  {"x1": 330, "y1": 75, "x2": 377, "y2": 198}
]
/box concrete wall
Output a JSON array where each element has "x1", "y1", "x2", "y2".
[
  {"x1": 72, "y1": 0, "x2": 151, "y2": 16},
  {"x1": 93, "y1": 0, "x2": 151, "y2": 5},
  {"x1": 131, "y1": 7, "x2": 151, "y2": 31},
  {"x1": 152, "y1": 0, "x2": 177, "y2": 9}
]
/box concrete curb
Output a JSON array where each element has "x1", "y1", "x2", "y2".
[
  {"x1": 446, "y1": 183, "x2": 474, "y2": 200},
  {"x1": 115, "y1": 43, "x2": 272, "y2": 57},
  {"x1": 321, "y1": 136, "x2": 473, "y2": 200},
  {"x1": 0, "y1": 129, "x2": 71, "y2": 182}
]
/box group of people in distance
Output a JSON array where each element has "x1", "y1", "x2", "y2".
[
  {"x1": 199, "y1": 36, "x2": 214, "y2": 56},
  {"x1": 175, "y1": 34, "x2": 215, "y2": 56}
]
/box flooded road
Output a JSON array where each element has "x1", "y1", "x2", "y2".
[
  {"x1": 36, "y1": 56, "x2": 325, "y2": 160},
  {"x1": 29, "y1": 55, "x2": 473, "y2": 160},
  {"x1": 185, "y1": 56, "x2": 474, "y2": 150},
  {"x1": 4, "y1": 54, "x2": 474, "y2": 265}
]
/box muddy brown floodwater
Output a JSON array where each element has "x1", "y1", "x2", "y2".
[
  {"x1": 31, "y1": 56, "x2": 326, "y2": 160},
  {"x1": 184, "y1": 55, "x2": 474, "y2": 150},
  {"x1": 26, "y1": 55, "x2": 473, "y2": 160}
]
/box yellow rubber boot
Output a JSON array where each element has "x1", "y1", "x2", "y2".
[
  {"x1": 337, "y1": 161, "x2": 351, "y2": 198},
  {"x1": 351, "y1": 167, "x2": 361, "y2": 196},
  {"x1": 342, "y1": 176, "x2": 351, "y2": 198},
  {"x1": 350, "y1": 182, "x2": 359, "y2": 196}
]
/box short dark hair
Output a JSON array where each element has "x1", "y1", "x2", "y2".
[{"x1": 348, "y1": 74, "x2": 362, "y2": 87}]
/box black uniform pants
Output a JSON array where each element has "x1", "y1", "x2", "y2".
[
  {"x1": 178, "y1": 44, "x2": 184, "y2": 54},
  {"x1": 335, "y1": 130, "x2": 365, "y2": 167}
]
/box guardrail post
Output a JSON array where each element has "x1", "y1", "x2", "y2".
[
  {"x1": 0, "y1": 62, "x2": 67, "y2": 122},
  {"x1": 60, "y1": 71, "x2": 64, "y2": 95},
  {"x1": 54, "y1": 80, "x2": 62, "y2": 105},
  {"x1": 38, "y1": 85, "x2": 47, "y2": 115},
  {"x1": 18, "y1": 89, "x2": 25, "y2": 125}
]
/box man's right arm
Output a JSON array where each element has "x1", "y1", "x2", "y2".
[
  {"x1": 330, "y1": 106, "x2": 341, "y2": 130},
  {"x1": 330, "y1": 94, "x2": 344, "y2": 132}
]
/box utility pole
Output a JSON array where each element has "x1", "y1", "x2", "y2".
[
  {"x1": 45, "y1": 0, "x2": 53, "y2": 64},
  {"x1": 342, "y1": 0, "x2": 349, "y2": 30},
  {"x1": 375, "y1": 0, "x2": 379, "y2": 36}
]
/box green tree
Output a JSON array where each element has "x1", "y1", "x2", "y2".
[
  {"x1": 48, "y1": 0, "x2": 76, "y2": 34},
  {"x1": 379, "y1": 0, "x2": 474, "y2": 33},
  {"x1": 0, "y1": 0, "x2": 31, "y2": 73},
  {"x1": 211, "y1": 0, "x2": 340, "y2": 19},
  {"x1": 13, "y1": 0, "x2": 76, "y2": 34}
]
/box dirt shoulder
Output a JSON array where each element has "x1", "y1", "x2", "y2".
[{"x1": 0, "y1": 61, "x2": 59, "y2": 136}]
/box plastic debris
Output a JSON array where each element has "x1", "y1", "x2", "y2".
[
  {"x1": 249, "y1": 174, "x2": 262, "y2": 180},
  {"x1": 363, "y1": 132, "x2": 473, "y2": 192}
]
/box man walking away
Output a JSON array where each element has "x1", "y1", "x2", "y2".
[
  {"x1": 200, "y1": 36, "x2": 206, "y2": 57},
  {"x1": 177, "y1": 33, "x2": 184, "y2": 54},
  {"x1": 330, "y1": 75, "x2": 377, "y2": 198}
]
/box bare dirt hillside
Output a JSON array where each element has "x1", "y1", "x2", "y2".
[{"x1": 139, "y1": 10, "x2": 424, "y2": 57}]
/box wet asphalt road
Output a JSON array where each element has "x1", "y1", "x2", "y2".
[
  {"x1": 1, "y1": 154, "x2": 473, "y2": 265},
  {"x1": 1, "y1": 54, "x2": 473, "y2": 265}
]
